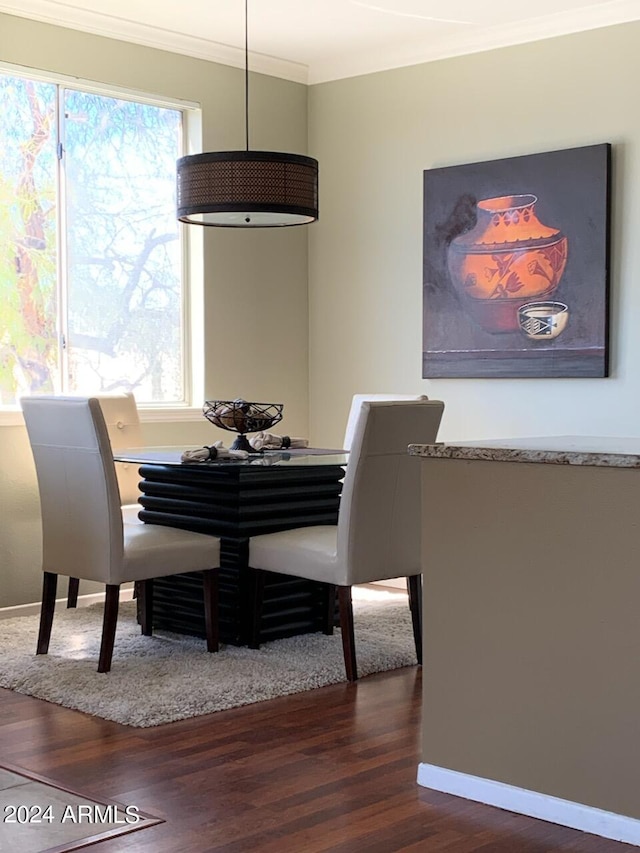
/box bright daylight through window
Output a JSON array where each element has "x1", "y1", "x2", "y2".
[{"x1": 0, "y1": 70, "x2": 186, "y2": 407}]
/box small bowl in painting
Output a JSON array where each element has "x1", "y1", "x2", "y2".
[{"x1": 518, "y1": 301, "x2": 569, "y2": 341}]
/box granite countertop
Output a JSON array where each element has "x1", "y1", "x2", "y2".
[{"x1": 408, "y1": 436, "x2": 640, "y2": 468}]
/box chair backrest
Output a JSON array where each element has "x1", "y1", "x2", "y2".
[
  {"x1": 94, "y1": 391, "x2": 142, "y2": 506},
  {"x1": 22, "y1": 396, "x2": 124, "y2": 582},
  {"x1": 337, "y1": 399, "x2": 444, "y2": 585},
  {"x1": 342, "y1": 394, "x2": 429, "y2": 451}
]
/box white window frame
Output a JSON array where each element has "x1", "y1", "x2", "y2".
[{"x1": 0, "y1": 61, "x2": 205, "y2": 425}]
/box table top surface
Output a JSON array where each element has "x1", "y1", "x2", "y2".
[{"x1": 114, "y1": 446, "x2": 349, "y2": 468}]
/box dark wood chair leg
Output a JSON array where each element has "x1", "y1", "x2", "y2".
[
  {"x1": 134, "y1": 581, "x2": 142, "y2": 624},
  {"x1": 338, "y1": 585, "x2": 358, "y2": 682},
  {"x1": 67, "y1": 577, "x2": 79, "y2": 608},
  {"x1": 248, "y1": 568, "x2": 266, "y2": 650},
  {"x1": 202, "y1": 569, "x2": 219, "y2": 653},
  {"x1": 323, "y1": 584, "x2": 336, "y2": 635},
  {"x1": 407, "y1": 574, "x2": 422, "y2": 665},
  {"x1": 37, "y1": 572, "x2": 58, "y2": 655},
  {"x1": 138, "y1": 579, "x2": 154, "y2": 637},
  {"x1": 98, "y1": 585, "x2": 120, "y2": 673}
]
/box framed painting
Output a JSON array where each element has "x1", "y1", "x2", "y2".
[{"x1": 422, "y1": 143, "x2": 611, "y2": 378}]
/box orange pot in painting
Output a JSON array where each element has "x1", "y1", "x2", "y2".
[{"x1": 447, "y1": 194, "x2": 568, "y2": 333}]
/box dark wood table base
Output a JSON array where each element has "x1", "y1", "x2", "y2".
[{"x1": 136, "y1": 460, "x2": 344, "y2": 645}]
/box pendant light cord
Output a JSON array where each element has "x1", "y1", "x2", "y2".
[{"x1": 245, "y1": 0, "x2": 249, "y2": 151}]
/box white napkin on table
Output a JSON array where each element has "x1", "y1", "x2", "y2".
[
  {"x1": 248, "y1": 432, "x2": 309, "y2": 451},
  {"x1": 181, "y1": 440, "x2": 249, "y2": 463}
]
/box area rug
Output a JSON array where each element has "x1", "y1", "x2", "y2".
[{"x1": 0, "y1": 589, "x2": 416, "y2": 728}]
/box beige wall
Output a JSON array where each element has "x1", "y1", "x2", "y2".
[
  {"x1": 419, "y1": 455, "x2": 640, "y2": 819},
  {"x1": 308, "y1": 23, "x2": 640, "y2": 447},
  {"x1": 0, "y1": 14, "x2": 311, "y2": 607}
]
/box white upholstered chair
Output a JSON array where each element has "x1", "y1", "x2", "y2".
[
  {"x1": 22, "y1": 395, "x2": 221, "y2": 672},
  {"x1": 67, "y1": 391, "x2": 143, "y2": 608},
  {"x1": 97, "y1": 391, "x2": 144, "y2": 515},
  {"x1": 249, "y1": 399, "x2": 444, "y2": 681},
  {"x1": 342, "y1": 394, "x2": 431, "y2": 597},
  {"x1": 342, "y1": 393, "x2": 429, "y2": 451}
]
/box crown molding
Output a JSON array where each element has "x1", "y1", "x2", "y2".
[
  {"x1": 309, "y1": 0, "x2": 640, "y2": 83},
  {"x1": 2, "y1": 0, "x2": 640, "y2": 86},
  {"x1": 0, "y1": 0, "x2": 309, "y2": 84}
]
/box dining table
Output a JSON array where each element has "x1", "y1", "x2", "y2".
[{"x1": 113, "y1": 446, "x2": 348, "y2": 646}]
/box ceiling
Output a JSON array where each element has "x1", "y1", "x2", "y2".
[{"x1": 3, "y1": 0, "x2": 640, "y2": 83}]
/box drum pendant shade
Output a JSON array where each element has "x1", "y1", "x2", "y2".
[
  {"x1": 177, "y1": 151, "x2": 318, "y2": 227},
  {"x1": 176, "y1": 1, "x2": 318, "y2": 228}
]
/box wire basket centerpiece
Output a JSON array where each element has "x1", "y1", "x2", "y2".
[{"x1": 203, "y1": 399, "x2": 284, "y2": 453}]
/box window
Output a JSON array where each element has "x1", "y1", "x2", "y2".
[{"x1": 0, "y1": 68, "x2": 189, "y2": 407}]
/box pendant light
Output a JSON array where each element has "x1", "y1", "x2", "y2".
[{"x1": 176, "y1": 0, "x2": 318, "y2": 227}]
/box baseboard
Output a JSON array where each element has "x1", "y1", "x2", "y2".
[
  {"x1": 362, "y1": 582, "x2": 407, "y2": 595},
  {"x1": 417, "y1": 763, "x2": 640, "y2": 847},
  {"x1": 370, "y1": 578, "x2": 407, "y2": 591},
  {"x1": 0, "y1": 587, "x2": 135, "y2": 620}
]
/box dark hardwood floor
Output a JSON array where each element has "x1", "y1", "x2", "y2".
[{"x1": 0, "y1": 666, "x2": 635, "y2": 852}]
